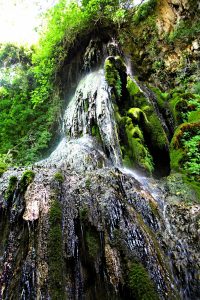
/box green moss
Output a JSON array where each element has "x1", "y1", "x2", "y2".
[
  {"x1": 170, "y1": 148, "x2": 184, "y2": 171},
  {"x1": 54, "y1": 171, "x2": 64, "y2": 183},
  {"x1": 149, "y1": 199, "x2": 159, "y2": 219},
  {"x1": 147, "y1": 113, "x2": 168, "y2": 150},
  {"x1": 91, "y1": 123, "x2": 101, "y2": 141},
  {"x1": 151, "y1": 86, "x2": 169, "y2": 111},
  {"x1": 84, "y1": 98, "x2": 89, "y2": 112},
  {"x1": 124, "y1": 117, "x2": 154, "y2": 173},
  {"x1": 79, "y1": 205, "x2": 89, "y2": 221},
  {"x1": 104, "y1": 57, "x2": 122, "y2": 98},
  {"x1": 126, "y1": 76, "x2": 140, "y2": 96},
  {"x1": 48, "y1": 199, "x2": 64, "y2": 300},
  {"x1": 167, "y1": 173, "x2": 200, "y2": 204},
  {"x1": 85, "y1": 230, "x2": 100, "y2": 258},
  {"x1": 126, "y1": 77, "x2": 149, "y2": 109},
  {"x1": 5, "y1": 176, "x2": 18, "y2": 201},
  {"x1": 20, "y1": 170, "x2": 35, "y2": 191},
  {"x1": 85, "y1": 178, "x2": 91, "y2": 189},
  {"x1": 183, "y1": 176, "x2": 200, "y2": 201},
  {"x1": 128, "y1": 107, "x2": 149, "y2": 126},
  {"x1": 128, "y1": 262, "x2": 158, "y2": 299}
]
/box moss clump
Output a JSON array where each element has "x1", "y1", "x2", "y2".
[
  {"x1": 147, "y1": 113, "x2": 168, "y2": 150},
  {"x1": 127, "y1": 107, "x2": 149, "y2": 126},
  {"x1": 48, "y1": 199, "x2": 64, "y2": 300},
  {"x1": 54, "y1": 171, "x2": 64, "y2": 183},
  {"x1": 188, "y1": 111, "x2": 200, "y2": 123},
  {"x1": 104, "y1": 57, "x2": 122, "y2": 98},
  {"x1": 20, "y1": 170, "x2": 35, "y2": 191},
  {"x1": 85, "y1": 178, "x2": 91, "y2": 189},
  {"x1": 84, "y1": 98, "x2": 89, "y2": 112},
  {"x1": 91, "y1": 123, "x2": 101, "y2": 141},
  {"x1": 128, "y1": 262, "x2": 158, "y2": 300},
  {"x1": 79, "y1": 205, "x2": 89, "y2": 221},
  {"x1": 5, "y1": 176, "x2": 18, "y2": 201},
  {"x1": 126, "y1": 77, "x2": 148, "y2": 108},
  {"x1": 85, "y1": 230, "x2": 100, "y2": 258},
  {"x1": 120, "y1": 116, "x2": 154, "y2": 173},
  {"x1": 126, "y1": 76, "x2": 140, "y2": 96},
  {"x1": 150, "y1": 86, "x2": 169, "y2": 111}
]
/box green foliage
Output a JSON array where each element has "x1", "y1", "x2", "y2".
[
  {"x1": 54, "y1": 172, "x2": 64, "y2": 183},
  {"x1": 182, "y1": 132, "x2": 200, "y2": 176},
  {"x1": 0, "y1": 153, "x2": 13, "y2": 176},
  {"x1": 170, "y1": 122, "x2": 200, "y2": 178},
  {"x1": 169, "y1": 93, "x2": 200, "y2": 126},
  {"x1": 48, "y1": 199, "x2": 64, "y2": 300},
  {"x1": 0, "y1": 42, "x2": 61, "y2": 165},
  {"x1": 193, "y1": 82, "x2": 200, "y2": 95},
  {"x1": 128, "y1": 262, "x2": 158, "y2": 299},
  {"x1": 20, "y1": 170, "x2": 35, "y2": 191},
  {"x1": 0, "y1": 43, "x2": 32, "y2": 68},
  {"x1": 132, "y1": 0, "x2": 157, "y2": 25},
  {"x1": 167, "y1": 19, "x2": 200, "y2": 43}
]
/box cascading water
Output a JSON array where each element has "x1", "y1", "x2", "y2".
[
  {"x1": 0, "y1": 39, "x2": 199, "y2": 300},
  {"x1": 39, "y1": 69, "x2": 122, "y2": 171}
]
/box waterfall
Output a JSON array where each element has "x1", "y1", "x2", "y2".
[{"x1": 38, "y1": 69, "x2": 122, "y2": 172}]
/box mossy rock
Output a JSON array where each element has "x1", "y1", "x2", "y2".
[
  {"x1": 85, "y1": 230, "x2": 100, "y2": 258},
  {"x1": 126, "y1": 76, "x2": 140, "y2": 96},
  {"x1": 128, "y1": 261, "x2": 158, "y2": 299},
  {"x1": 166, "y1": 173, "x2": 200, "y2": 204},
  {"x1": 104, "y1": 57, "x2": 122, "y2": 98},
  {"x1": 5, "y1": 176, "x2": 18, "y2": 201},
  {"x1": 126, "y1": 77, "x2": 148, "y2": 108},
  {"x1": 123, "y1": 117, "x2": 154, "y2": 173},
  {"x1": 151, "y1": 86, "x2": 170, "y2": 111},
  {"x1": 54, "y1": 171, "x2": 64, "y2": 183},
  {"x1": 48, "y1": 199, "x2": 64, "y2": 299},
  {"x1": 20, "y1": 170, "x2": 35, "y2": 192},
  {"x1": 91, "y1": 123, "x2": 101, "y2": 141},
  {"x1": 128, "y1": 107, "x2": 149, "y2": 126},
  {"x1": 147, "y1": 113, "x2": 168, "y2": 150}
]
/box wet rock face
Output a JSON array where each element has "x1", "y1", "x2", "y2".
[{"x1": 0, "y1": 166, "x2": 199, "y2": 300}]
